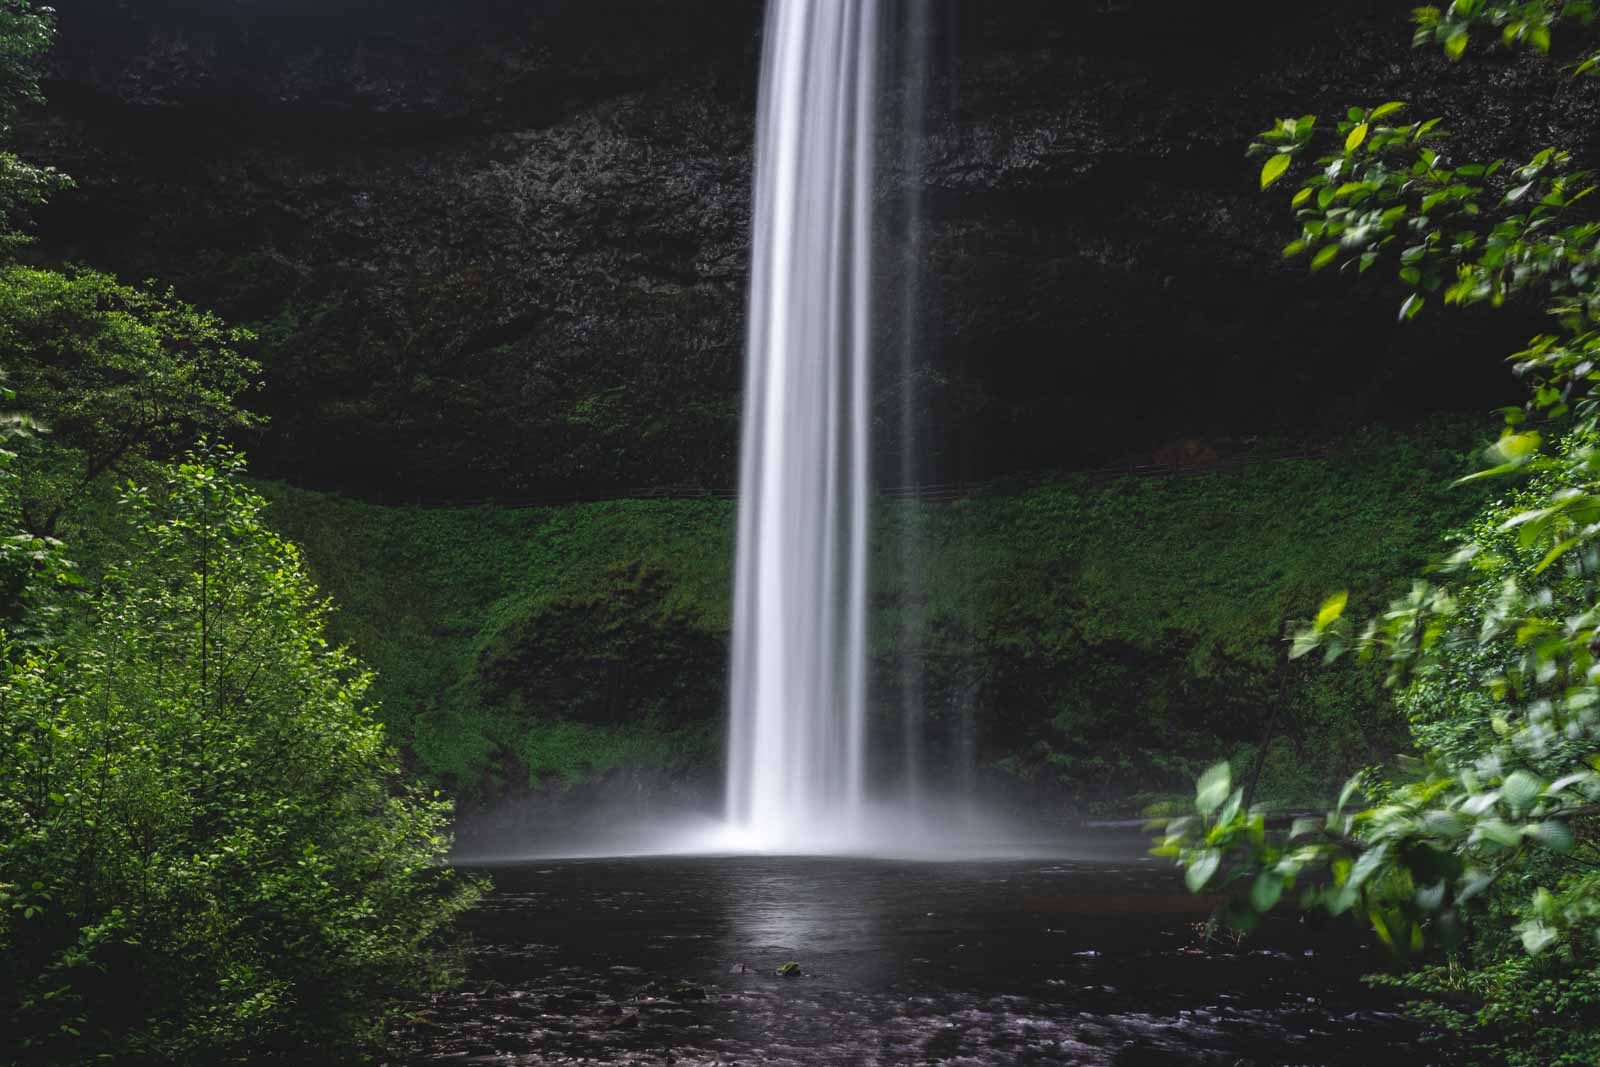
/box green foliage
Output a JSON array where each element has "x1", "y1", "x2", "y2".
[
  {"x1": 1370, "y1": 956, "x2": 1600, "y2": 1066},
  {"x1": 0, "y1": 448, "x2": 482, "y2": 1064},
  {"x1": 0, "y1": 0, "x2": 50, "y2": 126},
  {"x1": 0, "y1": 7, "x2": 475, "y2": 1062},
  {"x1": 1251, "y1": 103, "x2": 1596, "y2": 324},
  {"x1": 262, "y1": 424, "x2": 1486, "y2": 803},
  {"x1": 1414, "y1": 2, "x2": 1596, "y2": 68},
  {"x1": 0, "y1": 0, "x2": 66, "y2": 248},
  {"x1": 257, "y1": 489, "x2": 732, "y2": 794},
  {"x1": 1168, "y1": 5, "x2": 1600, "y2": 1058},
  {"x1": 0, "y1": 265, "x2": 261, "y2": 534}
]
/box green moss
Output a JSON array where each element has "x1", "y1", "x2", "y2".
[
  {"x1": 259, "y1": 417, "x2": 1493, "y2": 802},
  {"x1": 255, "y1": 488, "x2": 731, "y2": 795}
]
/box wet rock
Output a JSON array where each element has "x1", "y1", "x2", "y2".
[
  {"x1": 28, "y1": 0, "x2": 1560, "y2": 499},
  {"x1": 546, "y1": 990, "x2": 599, "y2": 1012}
]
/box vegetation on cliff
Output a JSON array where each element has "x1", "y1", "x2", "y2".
[{"x1": 263, "y1": 419, "x2": 1492, "y2": 810}]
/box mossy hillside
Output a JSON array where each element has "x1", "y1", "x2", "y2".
[
  {"x1": 885, "y1": 426, "x2": 1492, "y2": 803},
  {"x1": 259, "y1": 420, "x2": 1493, "y2": 802},
  {"x1": 254, "y1": 488, "x2": 734, "y2": 794}
]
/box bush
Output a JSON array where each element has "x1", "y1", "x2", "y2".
[{"x1": 0, "y1": 447, "x2": 483, "y2": 1064}]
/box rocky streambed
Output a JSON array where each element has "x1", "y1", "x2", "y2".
[{"x1": 393, "y1": 841, "x2": 1433, "y2": 1066}]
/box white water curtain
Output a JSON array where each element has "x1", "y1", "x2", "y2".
[{"x1": 725, "y1": 0, "x2": 879, "y2": 850}]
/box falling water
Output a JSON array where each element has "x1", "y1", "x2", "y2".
[{"x1": 725, "y1": 0, "x2": 880, "y2": 851}]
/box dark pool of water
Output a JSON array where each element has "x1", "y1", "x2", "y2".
[{"x1": 394, "y1": 839, "x2": 1437, "y2": 1066}]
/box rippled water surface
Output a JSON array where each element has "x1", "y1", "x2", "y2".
[{"x1": 397, "y1": 840, "x2": 1433, "y2": 1066}]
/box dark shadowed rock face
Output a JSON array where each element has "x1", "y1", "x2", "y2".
[{"x1": 26, "y1": 0, "x2": 1596, "y2": 496}]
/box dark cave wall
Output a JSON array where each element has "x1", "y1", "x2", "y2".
[{"x1": 26, "y1": 0, "x2": 1593, "y2": 496}]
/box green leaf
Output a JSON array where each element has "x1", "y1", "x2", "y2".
[
  {"x1": 1479, "y1": 819, "x2": 1523, "y2": 848},
  {"x1": 1345, "y1": 123, "x2": 1369, "y2": 153},
  {"x1": 1337, "y1": 774, "x2": 1363, "y2": 814},
  {"x1": 1185, "y1": 849, "x2": 1221, "y2": 891},
  {"x1": 1502, "y1": 771, "x2": 1542, "y2": 813},
  {"x1": 1532, "y1": 537, "x2": 1580, "y2": 575},
  {"x1": 1316, "y1": 590, "x2": 1348, "y2": 630},
  {"x1": 1370, "y1": 101, "x2": 1406, "y2": 121},
  {"x1": 1399, "y1": 293, "x2": 1425, "y2": 321},
  {"x1": 1261, "y1": 152, "x2": 1292, "y2": 190},
  {"x1": 1494, "y1": 431, "x2": 1542, "y2": 461},
  {"x1": 1453, "y1": 460, "x2": 1524, "y2": 485},
  {"x1": 1346, "y1": 844, "x2": 1388, "y2": 890},
  {"x1": 1527, "y1": 821, "x2": 1574, "y2": 853},
  {"x1": 1217, "y1": 787, "x2": 1244, "y2": 827},
  {"x1": 1445, "y1": 30, "x2": 1469, "y2": 60},
  {"x1": 1310, "y1": 244, "x2": 1340, "y2": 271},
  {"x1": 1518, "y1": 920, "x2": 1559, "y2": 954},
  {"x1": 1196, "y1": 762, "x2": 1232, "y2": 814},
  {"x1": 1251, "y1": 872, "x2": 1285, "y2": 911}
]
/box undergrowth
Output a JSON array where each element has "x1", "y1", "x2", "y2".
[{"x1": 259, "y1": 417, "x2": 1492, "y2": 804}]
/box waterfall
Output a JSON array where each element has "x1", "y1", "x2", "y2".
[{"x1": 725, "y1": 0, "x2": 880, "y2": 851}]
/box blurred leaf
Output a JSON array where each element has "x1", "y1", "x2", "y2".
[
  {"x1": 1185, "y1": 849, "x2": 1221, "y2": 891},
  {"x1": 1252, "y1": 872, "x2": 1285, "y2": 911},
  {"x1": 1197, "y1": 762, "x2": 1232, "y2": 814},
  {"x1": 1317, "y1": 590, "x2": 1349, "y2": 630}
]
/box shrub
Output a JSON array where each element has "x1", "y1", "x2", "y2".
[{"x1": 0, "y1": 447, "x2": 483, "y2": 1064}]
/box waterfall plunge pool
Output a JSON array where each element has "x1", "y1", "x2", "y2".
[{"x1": 397, "y1": 835, "x2": 1432, "y2": 1066}]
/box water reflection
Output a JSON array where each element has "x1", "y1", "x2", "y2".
[{"x1": 399, "y1": 846, "x2": 1435, "y2": 1065}]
